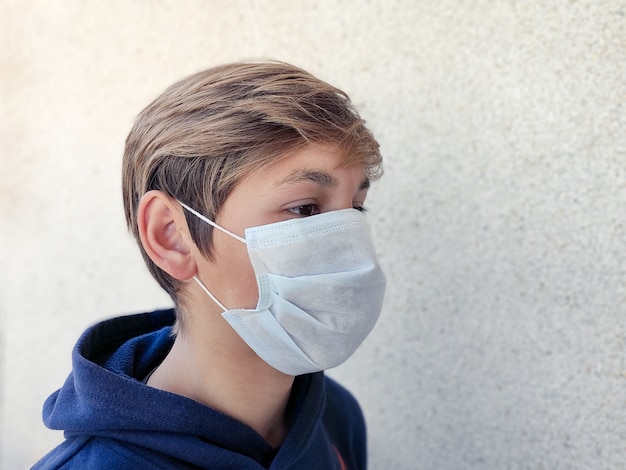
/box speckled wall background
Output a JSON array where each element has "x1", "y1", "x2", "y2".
[{"x1": 2, "y1": 1, "x2": 625, "y2": 468}]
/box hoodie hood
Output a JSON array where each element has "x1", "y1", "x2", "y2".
[{"x1": 37, "y1": 309, "x2": 353, "y2": 469}]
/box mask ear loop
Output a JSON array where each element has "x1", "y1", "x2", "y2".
[
  {"x1": 192, "y1": 275, "x2": 227, "y2": 312},
  {"x1": 178, "y1": 200, "x2": 244, "y2": 312},
  {"x1": 178, "y1": 201, "x2": 246, "y2": 243}
]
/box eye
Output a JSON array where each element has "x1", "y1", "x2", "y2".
[
  {"x1": 287, "y1": 204, "x2": 321, "y2": 217},
  {"x1": 353, "y1": 205, "x2": 367, "y2": 213}
]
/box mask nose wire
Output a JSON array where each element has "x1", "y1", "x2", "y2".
[{"x1": 178, "y1": 201, "x2": 247, "y2": 244}]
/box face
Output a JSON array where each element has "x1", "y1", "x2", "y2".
[{"x1": 194, "y1": 144, "x2": 370, "y2": 310}]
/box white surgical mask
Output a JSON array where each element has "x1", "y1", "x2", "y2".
[{"x1": 179, "y1": 202, "x2": 386, "y2": 376}]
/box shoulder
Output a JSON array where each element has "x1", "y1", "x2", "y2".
[
  {"x1": 322, "y1": 375, "x2": 367, "y2": 469},
  {"x1": 32, "y1": 436, "x2": 175, "y2": 470}
]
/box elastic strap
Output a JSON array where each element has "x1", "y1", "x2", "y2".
[
  {"x1": 193, "y1": 275, "x2": 227, "y2": 312},
  {"x1": 179, "y1": 201, "x2": 246, "y2": 243}
]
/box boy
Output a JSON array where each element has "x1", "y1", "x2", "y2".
[{"x1": 34, "y1": 61, "x2": 386, "y2": 469}]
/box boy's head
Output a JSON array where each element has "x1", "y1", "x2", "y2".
[{"x1": 122, "y1": 61, "x2": 382, "y2": 302}]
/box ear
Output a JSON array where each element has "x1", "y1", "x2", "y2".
[{"x1": 137, "y1": 190, "x2": 196, "y2": 281}]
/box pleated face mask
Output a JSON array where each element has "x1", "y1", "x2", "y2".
[{"x1": 180, "y1": 202, "x2": 386, "y2": 376}]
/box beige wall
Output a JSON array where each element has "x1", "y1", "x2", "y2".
[{"x1": 2, "y1": 1, "x2": 625, "y2": 468}]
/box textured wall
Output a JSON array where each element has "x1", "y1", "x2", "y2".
[{"x1": 2, "y1": 1, "x2": 625, "y2": 468}]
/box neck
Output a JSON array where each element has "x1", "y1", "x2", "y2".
[{"x1": 147, "y1": 303, "x2": 295, "y2": 447}]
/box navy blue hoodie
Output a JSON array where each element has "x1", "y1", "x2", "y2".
[{"x1": 33, "y1": 309, "x2": 367, "y2": 469}]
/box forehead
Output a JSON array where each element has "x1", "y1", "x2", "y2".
[{"x1": 251, "y1": 144, "x2": 368, "y2": 187}]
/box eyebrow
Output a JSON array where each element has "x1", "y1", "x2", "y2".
[{"x1": 275, "y1": 169, "x2": 370, "y2": 191}]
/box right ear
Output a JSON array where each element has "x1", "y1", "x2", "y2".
[{"x1": 137, "y1": 191, "x2": 197, "y2": 281}]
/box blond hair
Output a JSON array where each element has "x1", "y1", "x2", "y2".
[{"x1": 122, "y1": 61, "x2": 382, "y2": 302}]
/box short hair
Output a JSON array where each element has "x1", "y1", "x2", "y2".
[{"x1": 122, "y1": 61, "x2": 382, "y2": 303}]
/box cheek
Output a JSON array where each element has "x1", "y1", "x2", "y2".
[{"x1": 211, "y1": 235, "x2": 259, "y2": 309}]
